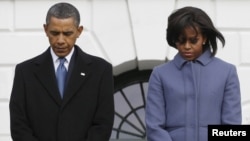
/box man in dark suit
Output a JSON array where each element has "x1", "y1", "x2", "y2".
[{"x1": 9, "y1": 2, "x2": 114, "y2": 141}]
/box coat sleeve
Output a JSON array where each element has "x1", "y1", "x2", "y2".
[
  {"x1": 9, "y1": 64, "x2": 39, "y2": 141},
  {"x1": 86, "y1": 62, "x2": 115, "y2": 141},
  {"x1": 221, "y1": 65, "x2": 242, "y2": 124},
  {"x1": 145, "y1": 68, "x2": 173, "y2": 141}
]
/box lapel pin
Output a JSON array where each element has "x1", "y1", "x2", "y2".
[{"x1": 80, "y1": 72, "x2": 85, "y2": 76}]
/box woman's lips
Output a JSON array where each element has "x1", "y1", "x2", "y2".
[{"x1": 183, "y1": 52, "x2": 192, "y2": 57}]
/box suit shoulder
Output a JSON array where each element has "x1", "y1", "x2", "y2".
[
  {"x1": 76, "y1": 46, "x2": 111, "y2": 66},
  {"x1": 15, "y1": 48, "x2": 49, "y2": 67},
  {"x1": 91, "y1": 54, "x2": 111, "y2": 65},
  {"x1": 15, "y1": 55, "x2": 41, "y2": 69},
  {"x1": 87, "y1": 54, "x2": 112, "y2": 68}
]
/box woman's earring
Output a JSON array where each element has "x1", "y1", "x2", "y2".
[{"x1": 203, "y1": 42, "x2": 205, "y2": 45}]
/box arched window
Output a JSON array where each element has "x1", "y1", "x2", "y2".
[{"x1": 111, "y1": 69, "x2": 152, "y2": 140}]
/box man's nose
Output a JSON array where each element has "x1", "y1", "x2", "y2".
[{"x1": 57, "y1": 34, "x2": 65, "y2": 44}]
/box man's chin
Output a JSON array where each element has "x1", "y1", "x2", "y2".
[{"x1": 55, "y1": 52, "x2": 68, "y2": 58}]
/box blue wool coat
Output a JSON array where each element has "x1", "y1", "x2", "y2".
[{"x1": 145, "y1": 50, "x2": 242, "y2": 141}]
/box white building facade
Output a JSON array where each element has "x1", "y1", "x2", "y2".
[{"x1": 0, "y1": 0, "x2": 250, "y2": 140}]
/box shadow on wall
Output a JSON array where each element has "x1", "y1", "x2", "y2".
[{"x1": 113, "y1": 59, "x2": 167, "y2": 76}]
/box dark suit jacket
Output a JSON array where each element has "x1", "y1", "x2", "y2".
[{"x1": 9, "y1": 45, "x2": 114, "y2": 141}]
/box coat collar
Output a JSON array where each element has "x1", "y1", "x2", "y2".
[
  {"x1": 33, "y1": 45, "x2": 92, "y2": 107},
  {"x1": 62, "y1": 45, "x2": 92, "y2": 107},
  {"x1": 33, "y1": 48, "x2": 62, "y2": 105},
  {"x1": 173, "y1": 49, "x2": 213, "y2": 70}
]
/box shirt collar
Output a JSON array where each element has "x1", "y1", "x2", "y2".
[{"x1": 50, "y1": 46, "x2": 75, "y2": 64}]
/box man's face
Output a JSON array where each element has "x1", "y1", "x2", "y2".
[{"x1": 44, "y1": 17, "x2": 83, "y2": 57}]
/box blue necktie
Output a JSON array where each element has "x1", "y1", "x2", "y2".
[{"x1": 56, "y1": 58, "x2": 67, "y2": 98}]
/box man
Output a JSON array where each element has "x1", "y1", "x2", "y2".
[{"x1": 9, "y1": 2, "x2": 114, "y2": 141}]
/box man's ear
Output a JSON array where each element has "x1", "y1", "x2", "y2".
[
  {"x1": 77, "y1": 26, "x2": 84, "y2": 38},
  {"x1": 43, "y1": 24, "x2": 48, "y2": 36}
]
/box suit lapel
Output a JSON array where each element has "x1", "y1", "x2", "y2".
[
  {"x1": 34, "y1": 48, "x2": 62, "y2": 105},
  {"x1": 62, "y1": 46, "x2": 92, "y2": 107}
]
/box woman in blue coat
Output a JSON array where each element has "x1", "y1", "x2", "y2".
[{"x1": 145, "y1": 6, "x2": 242, "y2": 141}]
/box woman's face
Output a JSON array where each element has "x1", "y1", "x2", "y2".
[{"x1": 175, "y1": 27, "x2": 207, "y2": 61}]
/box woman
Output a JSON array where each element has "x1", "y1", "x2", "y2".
[{"x1": 145, "y1": 6, "x2": 242, "y2": 141}]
